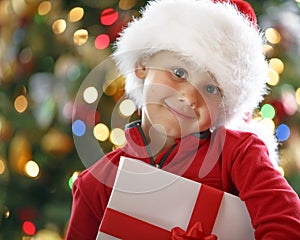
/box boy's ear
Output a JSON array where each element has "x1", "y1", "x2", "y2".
[{"x1": 134, "y1": 60, "x2": 148, "y2": 80}]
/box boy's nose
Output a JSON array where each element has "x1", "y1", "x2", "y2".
[{"x1": 178, "y1": 83, "x2": 203, "y2": 109}]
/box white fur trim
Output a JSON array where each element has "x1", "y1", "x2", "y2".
[{"x1": 113, "y1": 0, "x2": 269, "y2": 124}]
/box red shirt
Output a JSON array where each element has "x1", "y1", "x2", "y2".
[{"x1": 66, "y1": 122, "x2": 300, "y2": 239}]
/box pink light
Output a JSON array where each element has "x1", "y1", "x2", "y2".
[
  {"x1": 100, "y1": 8, "x2": 118, "y2": 26},
  {"x1": 22, "y1": 221, "x2": 36, "y2": 235},
  {"x1": 95, "y1": 34, "x2": 110, "y2": 49}
]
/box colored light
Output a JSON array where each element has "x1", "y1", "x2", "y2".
[
  {"x1": 265, "y1": 28, "x2": 281, "y2": 44},
  {"x1": 68, "y1": 7, "x2": 84, "y2": 22},
  {"x1": 0, "y1": 159, "x2": 5, "y2": 175},
  {"x1": 276, "y1": 124, "x2": 290, "y2": 142},
  {"x1": 261, "y1": 104, "x2": 276, "y2": 119},
  {"x1": 22, "y1": 221, "x2": 36, "y2": 235},
  {"x1": 72, "y1": 120, "x2": 86, "y2": 137},
  {"x1": 93, "y1": 123, "x2": 110, "y2": 141},
  {"x1": 269, "y1": 58, "x2": 284, "y2": 74},
  {"x1": 38, "y1": 1, "x2": 52, "y2": 15},
  {"x1": 73, "y1": 29, "x2": 88, "y2": 45},
  {"x1": 119, "y1": 99, "x2": 137, "y2": 117},
  {"x1": 267, "y1": 69, "x2": 280, "y2": 86},
  {"x1": 295, "y1": 88, "x2": 300, "y2": 105},
  {"x1": 119, "y1": 0, "x2": 138, "y2": 10},
  {"x1": 83, "y1": 87, "x2": 98, "y2": 104},
  {"x1": 25, "y1": 161, "x2": 40, "y2": 178},
  {"x1": 100, "y1": 8, "x2": 118, "y2": 26},
  {"x1": 68, "y1": 171, "x2": 80, "y2": 189},
  {"x1": 110, "y1": 128, "x2": 126, "y2": 146},
  {"x1": 52, "y1": 19, "x2": 66, "y2": 34},
  {"x1": 14, "y1": 95, "x2": 28, "y2": 113},
  {"x1": 95, "y1": 34, "x2": 110, "y2": 50}
]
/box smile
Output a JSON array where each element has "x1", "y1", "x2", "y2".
[{"x1": 165, "y1": 103, "x2": 195, "y2": 119}]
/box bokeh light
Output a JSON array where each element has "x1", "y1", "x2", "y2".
[
  {"x1": 22, "y1": 221, "x2": 36, "y2": 235},
  {"x1": 68, "y1": 171, "x2": 80, "y2": 189},
  {"x1": 25, "y1": 161, "x2": 40, "y2": 178},
  {"x1": 110, "y1": 128, "x2": 126, "y2": 146},
  {"x1": 103, "y1": 80, "x2": 117, "y2": 96},
  {"x1": 262, "y1": 44, "x2": 275, "y2": 58},
  {"x1": 93, "y1": 123, "x2": 110, "y2": 141},
  {"x1": 38, "y1": 1, "x2": 52, "y2": 15},
  {"x1": 265, "y1": 28, "x2": 281, "y2": 44},
  {"x1": 100, "y1": 8, "x2": 118, "y2": 26},
  {"x1": 260, "y1": 118, "x2": 275, "y2": 132},
  {"x1": 119, "y1": 0, "x2": 138, "y2": 10},
  {"x1": 83, "y1": 86, "x2": 98, "y2": 104},
  {"x1": 269, "y1": 58, "x2": 284, "y2": 74},
  {"x1": 14, "y1": 95, "x2": 28, "y2": 113},
  {"x1": 52, "y1": 19, "x2": 66, "y2": 34},
  {"x1": 68, "y1": 7, "x2": 84, "y2": 22},
  {"x1": 0, "y1": 159, "x2": 5, "y2": 175},
  {"x1": 295, "y1": 88, "x2": 300, "y2": 105},
  {"x1": 276, "y1": 124, "x2": 290, "y2": 142},
  {"x1": 73, "y1": 29, "x2": 88, "y2": 45},
  {"x1": 119, "y1": 99, "x2": 137, "y2": 117},
  {"x1": 95, "y1": 34, "x2": 110, "y2": 50},
  {"x1": 267, "y1": 69, "x2": 280, "y2": 86},
  {"x1": 261, "y1": 104, "x2": 276, "y2": 119},
  {"x1": 72, "y1": 120, "x2": 86, "y2": 137}
]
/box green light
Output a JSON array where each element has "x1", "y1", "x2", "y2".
[{"x1": 261, "y1": 104, "x2": 276, "y2": 119}]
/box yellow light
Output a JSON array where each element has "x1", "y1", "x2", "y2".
[
  {"x1": 73, "y1": 29, "x2": 88, "y2": 45},
  {"x1": 103, "y1": 80, "x2": 117, "y2": 96},
  {"x1": 0, "y1": 159, "x2": 5, "y2": 175},
  {"x1": 110, "y1": 128, "x2": 126, "y2": 146},
  {"x1": 269, "y1": 58, "x2": 284, "y2": 74},
  {"x1": 83, "y1": 87, "x2": 98, "y2": 104},
  {"x1": 119, "y1": 0, "x2": 138, "y2": 10},
  {"x1": 25, "y1": 160, "x2": 40, "y2": 178},
  {"x1": 262, "y1": 44, "x2": 275, "y2": 58},
  {"x1": 295, "y1": 88, "x2": 300, "y2": 105},
  {"x1": 14, "y1": 95, "x2": 28, "y2": 113},
  {"x1": 278, "y1": 166, "x2": 285, "y2": 176},
  {"x1": 265, "y1": 28, "x2": 281, "y2": 44},
  {"x1": 38, "y1": 1, "x2": 52, "y2": 15},
  {"x1": 267, "y1": 69, "x2": 280, "y2": 86},
  {"x1": 52, "y1": 19, "x2": 67, "y2": 34},
  {"x1": 68, "y1": 7, "x2": 84, "y2": 22},
  {"x1": 119, "y1": 99, "x2": 137, "y2": 117},
  {"x1": 93, "y1": 123, "x2": 110, "y2": 141},
  {"x1": 260, "y1": 118, "x2": 275, "y2": 132},
  {"x1": 4, "y1": 209, "x2": 10, "y2": 218}
]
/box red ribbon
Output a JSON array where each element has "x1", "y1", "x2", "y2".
[
  {"x1": 99, "y1": 184, "x2": 224, "y2": 239},
  {"x1": 171, "y1": 222, "x2": 218, "y2": 240}
]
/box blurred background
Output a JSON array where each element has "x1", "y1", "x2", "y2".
[{"x1": 0, "y1": 0, "x2": 300, "y2": 239}]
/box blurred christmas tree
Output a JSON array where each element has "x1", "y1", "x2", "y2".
[{"x1": 0, "y1": 0, "x2": 299, "y2": 239}]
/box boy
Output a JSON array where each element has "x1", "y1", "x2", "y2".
[{"x1": 66, "y1": 0, "x2": 300, "y2": 239}]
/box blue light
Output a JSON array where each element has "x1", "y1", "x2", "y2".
[
  {"x1": 72, "y1": 119, "x2": 86, "y2": 137},
  {"x1": 276, "y1": 124, "x2": 290, "y2": 142}
]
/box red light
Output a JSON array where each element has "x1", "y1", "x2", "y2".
[
  {"x1": 22, "y1": 221, "x2": 36, "y2": 235},
  {"x1": 100, "y1": 8, "x2": 118, "y2": 26},
  {"x1": 95, "y1": 34, "x2": 110, "y2": 49}
]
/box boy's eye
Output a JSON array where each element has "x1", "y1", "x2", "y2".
[
  {"x1": 205, "y1": 84, "x2": 220, "y2": 95},
  {"x1": 172, "y1": 68, "x2": 187, "y2": 79}
]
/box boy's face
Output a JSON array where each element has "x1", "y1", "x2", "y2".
[{"x1": 136, "y1": 51, "x2": 224, "y2": 138}]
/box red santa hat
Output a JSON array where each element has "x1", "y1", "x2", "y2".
[{"x1": 113, "y1": 0, "x2": 269, "y2": 125}]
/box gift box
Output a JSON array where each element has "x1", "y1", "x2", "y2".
[{"x1": 97, "y1": 156, "x2": 254, "y2": 240}]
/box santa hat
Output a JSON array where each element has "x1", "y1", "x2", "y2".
[{"x1": 113, "y1": 0, "x2": 269, "y2": 125}]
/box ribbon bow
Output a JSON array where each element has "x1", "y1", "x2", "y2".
[{"x1": 171, "y1": 222, "x2": 218, "y2": 240}]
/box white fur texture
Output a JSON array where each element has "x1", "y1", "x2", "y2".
[{"x1": 113, "y1": 0, "x2": 269, "y2": 125}]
